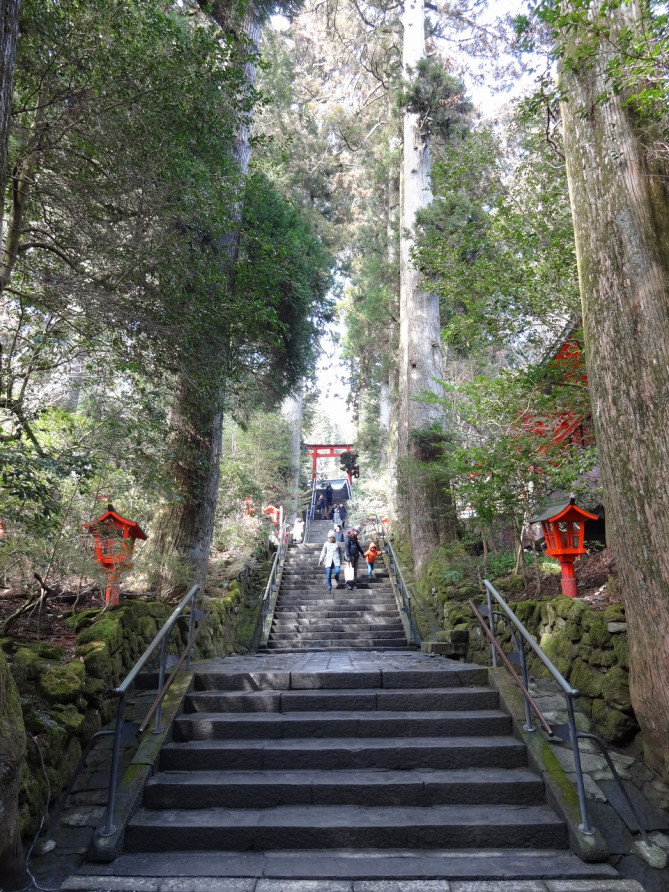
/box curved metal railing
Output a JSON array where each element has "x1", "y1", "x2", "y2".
[{"x1": 473, "y1": 580, "x2": 649, "y2": 841}]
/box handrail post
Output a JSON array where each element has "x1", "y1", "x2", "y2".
[
  {"x1": 486, "y1": 584, "x2": 497, "y2": 668},
  {"x1": 99, "y1": 691, "x2": 126, "y2": 837},
  {"x1": 517, "y1": 635, "x2": 535, "y2": 732},
  {"x1": 153, "y1": 634, "x2": 169, "y2": 734},
  {"x1": 186, "y1": 585, "x2": 196, "y2": 671},
  {"x1": 566, "y1": 695, "x2": 595, "y2": 834}
]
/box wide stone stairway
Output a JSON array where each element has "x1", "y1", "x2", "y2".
[
  {"x1": 266, "y1": 517, "x2": 408, "y2": 651},
  {"x1": 62, "y1": 651, "x2": 638, "y2": 891}
]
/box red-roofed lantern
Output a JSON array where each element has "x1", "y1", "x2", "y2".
[
  {"x1": 85, "y1": 505, "x2": 147, "y2": 605},
  {"x1": 531, "y1": 497, "x2": 598, "y2": 598}
]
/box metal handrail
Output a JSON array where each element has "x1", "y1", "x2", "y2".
[
  {"x1": 305, "y1": 477, "x2": 318, "y2": 538},
  {"x1": 372, "y1": 517, "x2": 435, "y2": 645},
  {"x1": 477, "y1": 579, "x2": 650, "y2": 841},
  {"x1": 258, "y1": 520, "x2": 290, "y2": 647},
  {"x1": 99, "y1": 583, "x2": 200, "y2": 838}
]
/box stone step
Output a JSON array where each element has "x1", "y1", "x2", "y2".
[
  {"x1": 144, "y1": 766, "x2": 545, "y2": 809},
  {"x1": 267, "y1": 637, "x2": 413, "y2": 653},
  {"x1": 192, "y1": 667, "x2": 490, "y2": 691},
  {"x1": 264, "y1": 644, "x2": 415, "y2": 652},
  {"x1": 172, "y1": 709, "x2": 512, "y2": 741},
  {"x1": 160, "y1": 735, "x2": 528, "y2": 772},
  {"x1": 184, "y1": 687, "x2": 500, "y2": 714},
  {"x1": 269, "y1": 630, "x2": 406, "y2": 641},
  {"x1": 273, "y1": 606, "x2": 400, "y2": 613},
  {"x1": 125, "y1": 803, "x2": 568, "y2": 852},
  {"x1": 270, "y1": 620, "x2": 403, "y2": 631},
  {"x1": 61, "y1": 850, "x2": 631, "y2": 887}
]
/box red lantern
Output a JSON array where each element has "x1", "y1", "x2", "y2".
[
  {"x1": 531, "y1": 497, "x2": 598, "y2": 598},
  {"x1": 84, "y1": 505, "x2": 147, "y2": 605}
]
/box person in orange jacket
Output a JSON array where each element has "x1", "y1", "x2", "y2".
[{"x1": 364, "y1": 541, "x2": 382, "y2": 578}]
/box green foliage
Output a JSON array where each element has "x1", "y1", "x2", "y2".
[
  {"x1": 415, "y1": 113, "x2": 580, "y2": 357},
  {"x1": 398, "y1": 59, "x2": 472, "y2": 141},
  {"x1": 436, "y1": 365, "x2": 598, "y2": 536}
]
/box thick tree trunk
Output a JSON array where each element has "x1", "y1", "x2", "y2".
[
  {"x1": 0, "y1": 0, "x2": 20, "y2": 242},
  {"x1": 0, "y1": 3, "x2": 27, "y2": 887},
  {"x1": 398, "y1": 0, "x2": 455, "y2": 573},
  {"x1": 282, "y1": 387, "x2": 304, "y2": 517},
  {"x1": 560, "y1": 0, "x2": 669, "y2": 775},
  {"x1": 151, "y1": 1, "x2": 262, "y2": 591},
  {"x1": 0, "y1": 650, "x2": 27, "y2": 889}
]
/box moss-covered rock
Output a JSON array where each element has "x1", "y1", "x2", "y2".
[
  {"x1": 569, "y1": 658, "x2": 603, "y2": 699},
  {"x1": 564, "y1": 620, "x2": 582, "y2": 642},
  {"x1": 555, "y1": 596, "x2": 577, "y2": 619},
  {"x1": 587, "y1": 618, "x2": 612, "y2": 648},
  {"x1": 51, "y1": 704, "x2": 85, "y2": 736},
  {"x1": 612, "y1": 634, "x2": 629, "y2": 669},
  {"x1": 25, "y1": 642, "x2": 65, "y2": 661},
  {"x1": 40, "y1": 660, "x2": 85, "y2": 704},
  {"x1": 603, "y1": 604, "x2": 625, "y2": 624},
  {"x1": 601, "y1": 666, "x2": 632, "y2": 712},
  {"x1": 591, "y1": 697, "x2": 639, "y2": 744},
  {"x1": 566, "y1": 599, "x2": 588, "y2": 622},
  {"x1": 64, "y1": 608, "x2": 103, "y2": 632},
  {"x1": 11, "y1": 647, "x2": 44, "y2": 690},
  {"x1": 513, "y1": 601, "x2": 542, "y2": 627},
  {"x1": 81, "y1": 643, "x2": 112, "y2": 680},
  {"x1": 539, "y1": 631, "x2": 572, "y2": 678},
  {"x1": 76, "y1": 613, "x2": 123, "y2": 652}
]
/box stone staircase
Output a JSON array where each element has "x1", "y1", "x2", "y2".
[
  {"x1": 63, "y1": 653, "x2": 637, "y2": 889},
  {"x1": 266, "y1": 517, "x2": 409, "y2": 651}
]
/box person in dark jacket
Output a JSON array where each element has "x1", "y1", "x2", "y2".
[
  {"x1": 338, "y1": 503, "x2": 347, "y2": 529},
  {"x1": 315, "y1": 494, "x2": 326, "y2": 519},
  {"x1": 344, "y1": 526, "x2": 364, "y2": 589},
  {"x1": 325, "y1": 482, "x2": 333, "y2": 510}
]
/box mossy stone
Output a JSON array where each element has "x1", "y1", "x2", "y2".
[
  {"x1": 576, "y1": 644, "x2": 593, "y2": 662},
  {"x1": 588, "y1": 648, "x2": 607, "y2": 667},
  {"x1": 52, "y1": 704, "x2": 85, "y2": 735},
  {"x1": 11, "y1": 647, "x2": 44, "y2": 690},
  {"x1": 513, "y1": 601, "x2": 541, "y2": 627},
  {"x1": 564, "y1": 620, "x2": 582, "y2": 642},
  {"x1": 25, "y1": 642, "x2": 65, "y2": 661},
  {"x1": 83, "y1": 676, "x2": 108, "y2": 700},
  {"x1": 569, "y1": 658, "x2": 603, "y2": 699},
  {"x1": 40, "y1": 660, "x2": 85, "y2": 704},
  {"x1": 554, "y1": 596, "x2": 576, "y2": 619},
  {"x1": 603, "y1": 604, "x2": 626, "y2": 624},
  {"x1": 65, "y1": 608, "x2": 102, "y2": 632},
  {"x1": 83, "y1": 643, "x2": 112, "y2": 680},
  {"x1": 591, "y1": 698, "x2": 639, "y2": 744},
  {"x1": 587, "y1": 618, "x2": 612, "y2": 647},
  {"x1": 566, "y1": 599, "x2": 588, "y2": 622},
  {"x1": 539, "y1": 631, "x2": 571, "y2": 678},
  {"x1": 76, "y1": 614, "x2": 123, "y2": 652},
  {"x1": 601, "y1": 666, "x2": 632, "y2": 712},
  {"x1": 600, "y1": 649, "x2": 617, "y2": 668},
  {"x1": 79, "y1": 708, "x2": 102, "y2": 739},
  {"x1": 612, "y1": 634, "x2": 629, "y2": 669}
]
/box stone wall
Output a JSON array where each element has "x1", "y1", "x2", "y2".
[
  {"x1": 7, "y1": 556, "x2": 269, "y2": 839},
  {"x1": 434, "y1": 585, "x2": 638, "y2": 746}
]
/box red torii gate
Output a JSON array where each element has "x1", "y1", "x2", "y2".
[{"x1": 305, "y1": 444, "x2": 354, "y2": 481}]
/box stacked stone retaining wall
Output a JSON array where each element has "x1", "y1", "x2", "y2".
[{"x1": 6, "y1": 557, "x2": 269, "y2": 839}]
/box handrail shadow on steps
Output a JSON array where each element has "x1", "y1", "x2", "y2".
[{"x1": 471, "y1": 579, "x2": 650, "y2": 843}]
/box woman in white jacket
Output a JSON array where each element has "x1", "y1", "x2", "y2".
[{"x1": 317, "y1": 530, "x2": 341, "y2": 591}]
